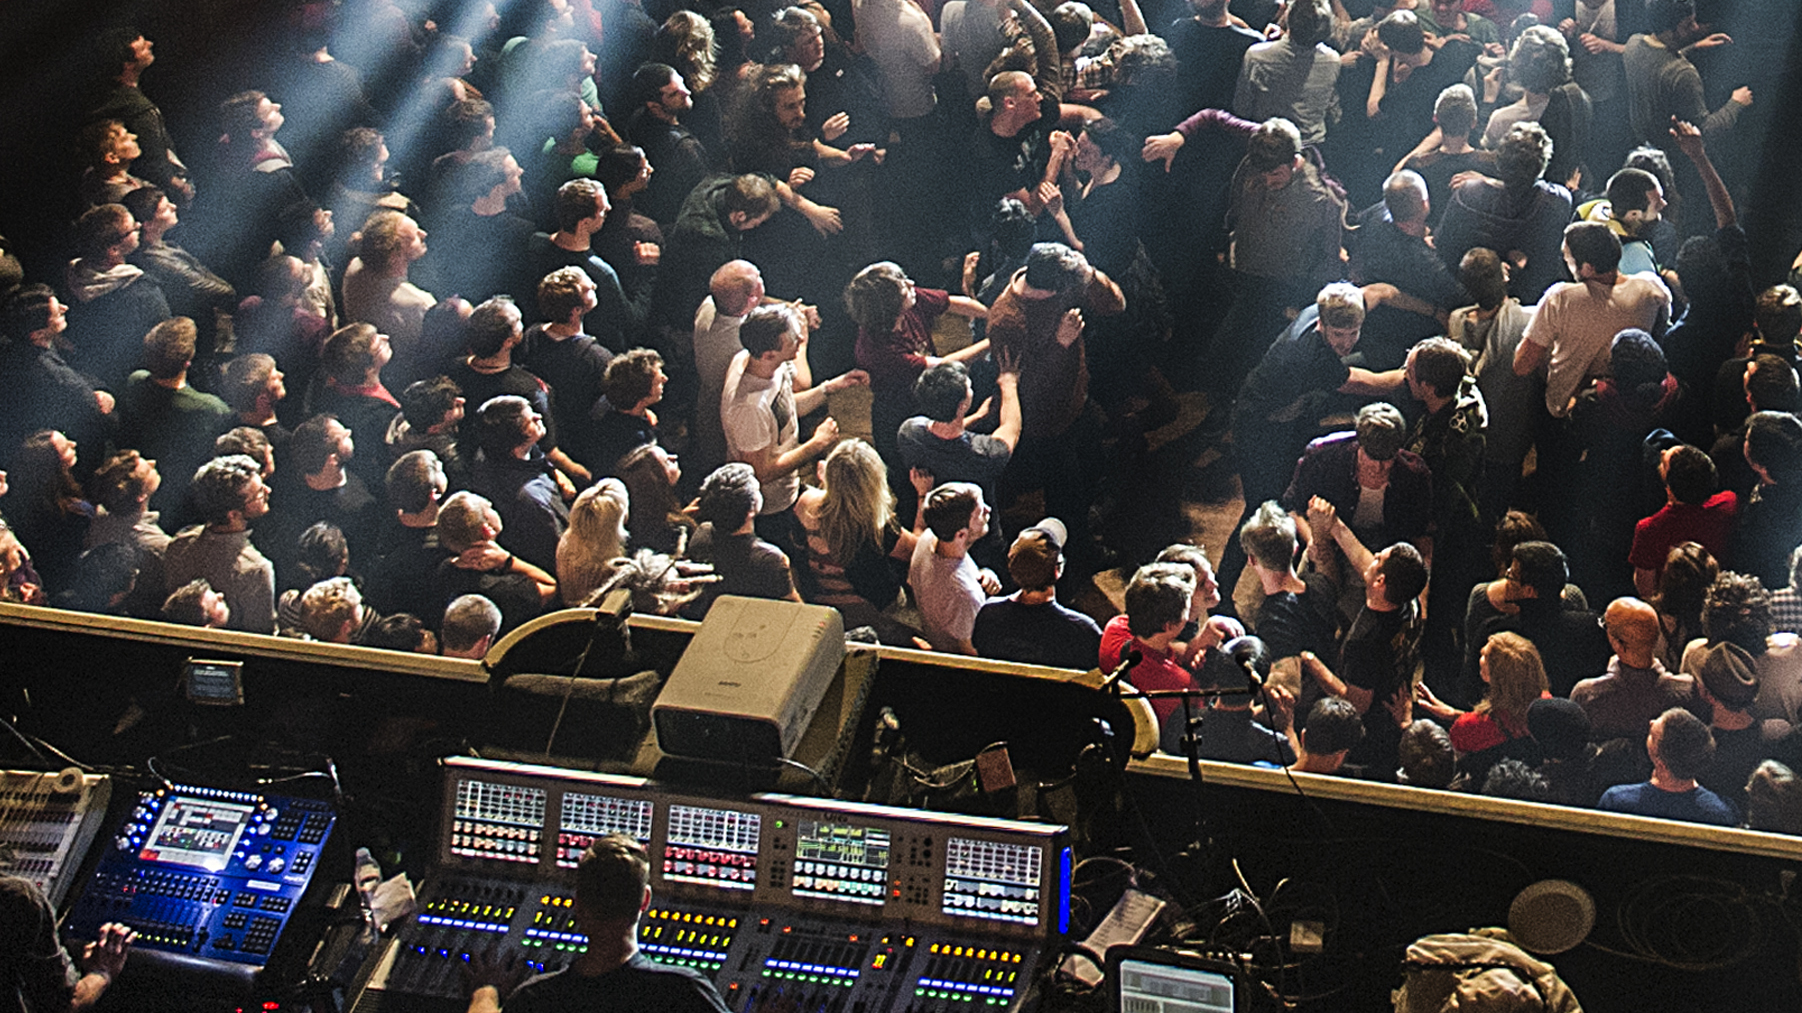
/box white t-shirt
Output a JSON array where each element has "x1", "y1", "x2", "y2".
[
  {"x1": 1523, "y1": 272, "x2": 1670, "y2": 417},
  {"x1": 854, "y1": 0, "x2": 941, "y2": 118},
  {"x1": 909, "y1": 532, "x2": 985, "y2": 652},
  {"x1": 721, "y1": 352, "x2": 801, "y2": 513}
]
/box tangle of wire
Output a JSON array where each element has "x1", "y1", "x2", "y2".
[{"x1": 1585, "y1": 874, "x2": 1770, "y2": 973}]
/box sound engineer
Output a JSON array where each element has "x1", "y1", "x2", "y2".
[
  {"x1": 1, "y1": 875, "x2": 134, "y2": 1013},
  {"x1": 464, "y1": 834, "x2": 728, "y2": 1013}
]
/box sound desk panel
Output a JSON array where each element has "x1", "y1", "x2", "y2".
[
  {"x1": 63, "y1": 782, "x2": 336, "y2": 979},
  {"x1": 350, "y1": 758, "x2": 1069, "y2": 1013},
  {"x1": 0, "y1": 769, "x2": 113, "y2": 908}
]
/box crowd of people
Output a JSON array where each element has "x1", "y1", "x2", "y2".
[{"x1": 1, "y1": 0, "x2": 1800, "y2": 833}]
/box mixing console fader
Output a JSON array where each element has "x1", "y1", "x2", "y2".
[{"x1": 349, "y1": 758, "x2": 1068, "y2": 1013}]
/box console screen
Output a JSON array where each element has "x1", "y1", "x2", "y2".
[
  {"x1": 140, "y1": 796, "x2": 255, "y2": 871},
  {"x1": 450, "y1": 779, "x2": 545, "y2": 865},
  {"x1": 556, "y1": 792, "x2": 655, "y2": 869},
  {"x1": 791, "y1": 821, "x2": 888, "y2": 906},
  {"x1": 941, "y1": 837, "x2": 1042, "y2": 926},
  {"x1": 663, "y1": 804, "x2": 760, "y2": 890}
]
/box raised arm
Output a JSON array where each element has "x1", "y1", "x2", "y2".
[
  {"x1": 1117, "y1": 0, "x2": 1148, "y2": 37},
  {"x1": 992, "y1": 346, "x2": 1023, "y2": 451},
  {"x1": 1669, "y1": 117, "x2": 1735, "y2": 229},
  {"x1": 1009, "y1": 0, "x2": 1065, "y2": 101}
]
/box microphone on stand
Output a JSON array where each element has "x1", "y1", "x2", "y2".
[
  {"x1": 1098, "y1": 650, "x2": 1143, "y2": 694},
  {"x1": 1225, "y1": 635, "x2": 1272, "y2": 690}
]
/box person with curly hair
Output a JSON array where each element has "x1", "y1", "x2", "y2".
[{"x1": 1681, "y1": 571, "x2": 1802, "y2": 739}]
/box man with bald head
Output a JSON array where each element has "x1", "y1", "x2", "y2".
[
  {"x1": 690, "y1": 260, "x2": 765, "y2": 480},
  {"x1": 1570, "y1": 597, "x2": 1703, "y2": 742},
  {"x1": 1349, "y1": 170, "x2": 1462, "y2": 366}
]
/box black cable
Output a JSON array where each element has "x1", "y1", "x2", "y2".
[
  {"x1": 775, "y1": 756, "x2": 835, "y2": 798},
  {"x1": 0, "y1": 713, "x2": 51, "y2": 765},
  {"x1": 1245, "y1": 663, "x2": 1341, "y2": 838},
  {"x1": 541, "y1": 608, "x2": 611, "y2": 758}
]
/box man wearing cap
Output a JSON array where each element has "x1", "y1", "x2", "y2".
[
  {"x1": 1570, "y1": 597, "x2": 1701, "y2": 743},
  {"x1": 1597, "y1": 707, "x2": 1737, "y2": 826},
  {"x1": 971, "y1": 519, "x2": 1101, "y2": 670},
  {"x1": 909, "y1": 483, "x2": 1001, "y2": 655},
  {"x1": 1691, "y1": 642, "x2": 1765, "y2": 815}
]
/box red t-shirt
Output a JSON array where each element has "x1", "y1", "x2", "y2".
[
  {"x1": 853, "y1": 286, "x2": 950, "y2": 394},
  {"x1": 1449, "y1": 696, "x2": 1545, "y2": 754},
  {"x1": 1628, "y1": 491, "x2": 1739, "y2": 572},
  {"x1": 1101, "y1": 614, "x2": 1193, "y2": 726}
]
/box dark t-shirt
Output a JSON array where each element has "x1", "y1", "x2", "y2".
[
  {"x1": 1340, "y1": 603, "x2": 1415, "y2": 775},
  {"x1": 1253, "y1": 571, "x2": 1342, "y2": 663},
  {"x1": 586, "y1": 401, "x2": 659, "y2": 478},
  {"x1": 895, "y1": 418, "x2": 1012, "y2": 509},
  {"x1": 445, "y1": 360, "x2": 560, "y2": 456},
  {"x1": 1234, "y1": 309, "x2": 1352, "y2": 429},
  {"x1": 1194, "y1": 706, "x2": 1296, "y2": 766},
  {"x1": 1166, "y1": 19, "x2": 1262, "y2": 115},
  {"x1": 967, "y1": 122, "x2": 1043, "y2": 228},
  {"x1": 682, "y1": 525, "x2": 796, "y2": 619},
  {"x1": 1597, "y1": 781, "x2": 1737, "y2": 826},
  {"x1": 265, "y1": 472, "x2": 383, "y2": 579},
  {"x1": 516, "y1": 326, "x2": 614, "y2": 457},
  {"x1": 522, "y1": 233, "x2": 642, "y2": 350},
  {"x1": 1374, "y1": 39, "x2": 1480, "y2": 157},
  {"x1": 504, "y1": 953, "x2": 729, "y2": 1013},
  {"x1": 434, "y1": 557, "x2": 546, "y2": 633},
  {"x1": 367, "y1": 522, "x2": 443, "y2": 624},
  {"x1": 972, "y1": 596, "x2": 1104, "y2": 671}
]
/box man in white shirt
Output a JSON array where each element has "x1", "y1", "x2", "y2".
[
  {"x1": 720, "y1": 304, "x2": 867, "y2": 540},
  {"x1": 1514, "y1": 220, "x2": 1671, "y2": 418},
  {"x1": 909, "y1": 482, "x2": 1001, "y2": 654},
  {"x1": 691, "y1": 261, "x2": 764, "y2": 479}
]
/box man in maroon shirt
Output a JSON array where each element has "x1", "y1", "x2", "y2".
[{"x1": 986, "y1": 242, "x2": 1123, "y2": 570}]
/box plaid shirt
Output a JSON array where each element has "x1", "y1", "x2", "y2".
[
  {"x1": 998, "y1": 14, "x2": 1118, "y2": 93},
  {"x1": 1773, "y1": 588, "x2": 1802, "y2": 634}
]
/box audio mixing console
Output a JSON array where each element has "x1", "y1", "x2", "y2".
[
  {"x1": 0, "y1": 768, "x2": 113, "y2": 907},
  {"x1": 349, "y1": 757, "x2": 1069, "y2": 1013},
  {"x1": 64, "y1": 781, "x2": 338, "y2": 989}
]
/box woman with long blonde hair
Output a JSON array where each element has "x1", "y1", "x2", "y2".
[
  {"x1": 556, "y1": 479, "x2": 629, "y2": 606},
  {"x1": 1419, "y1": 631, "x2": 1551, "y2": 786},
  {"x1": 793, "y1": 439, "x2": 920, "y2": 643}
]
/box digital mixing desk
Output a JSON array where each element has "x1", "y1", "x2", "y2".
[
  {"x1": 63, "y1": 781, "x2": 339, "y2": 992},
  {"x1": 351, "y1": 757, "x2": 1070, "y2": 1013}
]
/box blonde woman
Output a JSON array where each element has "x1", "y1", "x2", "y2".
[
  {"x1": 1418, "y1": 631, "x2": 1551, "y2": 784},
  {"x1": 556, "y1": 479, "x2": 629, "y2": 606},
  {"x1": 794, "y1": 439, "x2": 921, "y2": 644}
]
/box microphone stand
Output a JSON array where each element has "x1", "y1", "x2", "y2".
[{"x1": 1113, "y1": 685, "x2": 1257, "y2": 883}]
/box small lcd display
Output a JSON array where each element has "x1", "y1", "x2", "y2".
[
  {"x1": 1118, "y1": 957, "x2": 1235, "y2": 1013},
  {"x1": 140, "y1": 797, "x2": 256, "y2": 871},
  {"x1": 556, "y1": 792, "x2": 654, "y2": 869},
  {"x1": 791, "y1": 821, "x2": 888, "y2": 906},
  {"x1": 940, "y1": 837, "x2": 1042, "y2": 925},
  {"x1": 182, "y1": 660, "x2": 243, "y2": 705}
]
